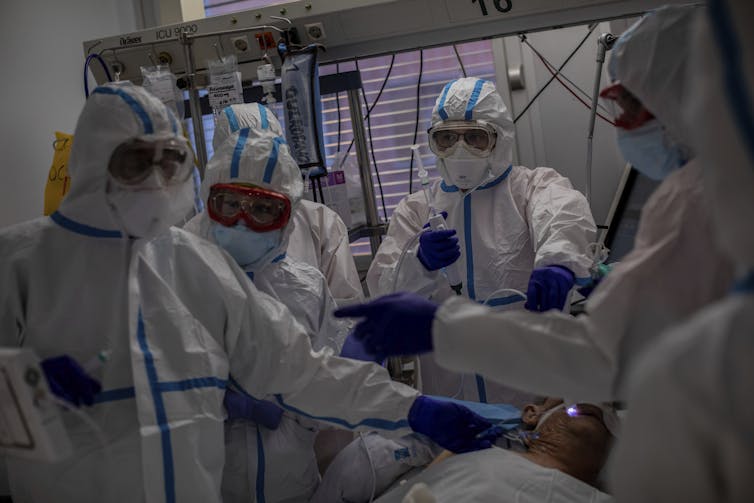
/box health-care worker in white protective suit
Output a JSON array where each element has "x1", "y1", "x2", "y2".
[
  {"x1": 212, "y1": 103, "x2": 364, "y2": 305},
  {"x1": 0, "y1": 83, "x2": 502, "y2": 503},
  {"x1": 612, "y1": 1, "x2": 754, "y2": 500},
  {"x1": 339, "y1": 5, "x2": 734, "y2": 404},
  {"x1": 365, "y1": 77, "x2": 597, "y2": 405},
  {"x1": 183, "y1": 126, "x2": 361, "y2": 502}
]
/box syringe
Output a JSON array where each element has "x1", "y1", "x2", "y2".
[{"x1": 411, "y1": 145, "x2": 463, "y2": 296}]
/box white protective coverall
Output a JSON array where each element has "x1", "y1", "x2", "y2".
[
  {"x1": 185, "y1": 129, "x2": 354, "y2": 501},
  {"x1": 0, "y1": 83, "x2": 418, "y2": 503},
  {"x1": 612, "y1": 2, "x2": 754, "y2": 500},
  {"x1": 425, "y1": 6, "x2": 733, "y2": 403},
  {"x1": 366, "y1": 77, "x2": 596, "y2": 405},
  {"x1": 212, "y1": 103, "x2": 364, "y2": 305}
]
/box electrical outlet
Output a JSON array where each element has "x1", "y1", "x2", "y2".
[{"x1": 305, "y1": 22, "x2": 326, "y2": 41}]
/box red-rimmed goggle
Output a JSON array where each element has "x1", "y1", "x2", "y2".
[
  {"x1": 599, "y1": 82, "x2": 655, "y2": 130},
  {"x1": 207, "y1": 183, "x2": 291, "y2": 232}
]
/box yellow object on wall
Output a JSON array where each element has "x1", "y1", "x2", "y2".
[{"x1": 44, "y1": 132, "x2": 73, "y2": 215}]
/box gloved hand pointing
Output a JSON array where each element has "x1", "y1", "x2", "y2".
[
  {"x1": 525, "y1": 265, "x2": 575, "y2": 312},
  {"x1": 408, "y1": 396, "x2": 502, "y2": 453},
  {"x1": 340, "y1": 331, "x2": 385, "y2": 364},
  {"x1": 333, "y1": 292, "x2": 438, "y2": 360},
  {"x1": 41, "y1": 355, "x2": 102, "y2": 407}
]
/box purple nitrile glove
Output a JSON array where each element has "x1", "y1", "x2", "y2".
[
  {"x1": 525, "y1": 265, "x2": 576, "y2": 312},
  {"x1": 408, "y1": 396, "x2": 502, "y2": 453},
  {"x1": 340, "y1": 330, "x2": 384, "y2": 364},
  {"x1": 417, "y1": 212, "x2": 459, "y2": 271},
  {"x1": 333, "y1": 292, "x2": 438, "y2": 360},
  {"x1": 224, "y1": 389, "x2": 284, "y2": 430},
  {"x1": 41, "y1": 355, "x2": 102, "y2": 407}
]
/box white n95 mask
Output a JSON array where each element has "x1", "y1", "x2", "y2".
[
  {"x1": 211, "y1": 222, "x2": 282, "y2": 268},
  {"x1": 439, "y1": 147, "x2": 492, "y2": 190},
  {"x1": 106, "y1": 175, "x2": 194, "y2": 238}
]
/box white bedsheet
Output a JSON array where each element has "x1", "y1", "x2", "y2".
[{"x1": 376, "y1": 447, "x2": 612, "y2": 503}]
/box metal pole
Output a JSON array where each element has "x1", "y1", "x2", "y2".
[
  {"x1": 347, "y1": 87, "x2": 381, "y2": 256},
  {"x1": 180, "y1": 31, "x2": 208, "y2": 175},
  {"x1": 585, "y1": 33, "x2": 615, "y2": 203}
]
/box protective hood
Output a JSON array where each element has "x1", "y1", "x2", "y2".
[
  {"x1": 212, "y1": 102, "x2": 284, "y2": 152},
  {"x1": 609, "y1": 4, "x2": 701, "y2": 150},
  {"x1": 57, "y1": 82, "x2": 186, "y2": 232},
  {"x1": 430, "y1": 78, "x2": 515, "y2": 183},
  {"x1": 687, "y1": 0, "x2": 754, "y2": 271},
  {"x1": 196, "y1": 129, "x2": 303, "y2": 270}
]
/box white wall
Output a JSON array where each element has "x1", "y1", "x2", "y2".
[
  {"x1": 0, "y1": 0, "x2": 140, "y2": 228},
  {"x1": 494, "y1": 22, "x2": 631, "y2": 227}
]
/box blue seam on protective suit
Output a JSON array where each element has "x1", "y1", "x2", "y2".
[
  {"x1": 463, "y1": 196, "x2": 475, "y2": 301},
  {"x1": 136, "y1": 310, "x2": 175, "y2": 503},
  {"x1": 271, "y1": 253, "x2": 286, "y2": 263},
  {"x1": 273, "y1": 394, "x2": 409, "y2": 430},
  {"x1": 709, "y1": 0, "x2": 754, "y2": 164},
  {"x1": 225, "y1": 107, "x2": 240, "y2": 132},
  {"x1": 93, "y1": 87, "x2": 154, "y2": 134},
  {"x1": 475, "y1": 375, "x2": 488, "y2": 403},
  {"x1": 246, "y1": 271, "x2": 255, "y2": 282},
  {"x1": 436, "y1": 81, "x2": 456, "y2": 121},
  {"x1": 259, "y1": 105, "x2": 269, "y2": 130},
  {"x1": 464, "y1": 79, "x2": 487, "y2": 120},
  {"x1": 574, "y1": 276, "x2": 591, "y2": 286},
  {"x1": 50, "y1": 211, "x2": 123, "y2": 238},
  {"x1": 93, "y1": 386, "x2": 136, "y2": 404},
  {"x1": 484, "y1": 294, "x2": 526, "y2": 307},
  {"x1": 439, "y1": 166, "x2": 512, "y2": 193},
  {"x1": 230, "y1": 128, "x2": 250, "y2": 179},
  {"x1": 262, "y1": 137, "x2": 284, "y2": 183},
  {"x1": 256, "y1": 426, "x2": 266, "y2": 503},
  {"x1": 157, "y1": 377, "x2": 227, "y2": 392}
]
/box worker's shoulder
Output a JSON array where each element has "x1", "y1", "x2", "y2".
[
  {"x1": 0, "y1": 216, "x2": 57, "y2": 257},
  {"x1": 295, "y1": 199, "x2": 347, "y2": 230},
  {"x1": 274, "y1": 256, "x2": 328, "y2": 289}
]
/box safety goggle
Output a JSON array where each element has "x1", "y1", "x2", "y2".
[
  {"x1": 599, "y1": 82, "x2": 655, "y2": 130},
  {"x1": 207, "y1": 183, "x2": 291, "y2": 232},
  {"x1": 428, "y1": 120, "x2": 497, "y2": 158},
  {"x1": 108, "y1": 135, "x2": 193, "y2": 187}
]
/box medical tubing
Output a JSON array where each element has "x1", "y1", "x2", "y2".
[
  {"x1": 514, "y1": 24, "x2": 597, "y2": 124},
  {"x1": 355, "y1": 59, "x2": 389, "y2": 221},
  {"x1": 84, "y1": 53, "x2": 113, "y2": 98},
  {"x1": 481, "y1": 288, "x2": 528, "y2": 306},
  {"x1": 408, "y1": 49, "x2": 424, "y2": 195},
  {"x1": 360, "y1": 432, "x2": 378, "y2": 503},
  {"x1": 525, "y1": 40, "x2": 616, "y2": 126},
  {"x1": 343, "y1": 54, "x2": 396, "y2": 158},
  {"x1": 453, "y1": 45, "x2": 468, "y2": 78},
  {"x1": 390, "y1": 228, "x2": 425, "y2": 294},
  {"x1": 53, "y1": 396, "x2": 113, "y2": 502},
  {"x1": 522, "y1": 39, "x2": 611, "y2": 115},
  {"x1": 335, "y1": 62, "x2": 342, "y2": 151}
]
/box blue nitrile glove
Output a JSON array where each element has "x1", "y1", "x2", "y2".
[
  {"x1": 41, "y1": 355, "x2": 102, "y2": 407},
  {"x1": 334, "y1": 292, "x2": 438, "y2": 360},
  {"x1": 417, "y1": 212, "x2": 461, "y2": 272},
  {"x1": 525, "y1": 265, "x2": 576, "y2": 312},
  {"x1": 224, "y1": 389, "x2": 284, "y2": 430},
  {"x1": 408, "y1": 396, "x2": 503, "y2": 453},
  {"x1": 340, "y1": 331, "x2": 384, "y2": 364}
]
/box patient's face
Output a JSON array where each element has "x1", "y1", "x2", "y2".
[{"x1": 523, "y1": 400, "x2": 612, "y2": 474}]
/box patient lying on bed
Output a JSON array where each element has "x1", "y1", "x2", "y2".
[{"x1": 313, "y1": 398, "x2": 615, "y2": 502}]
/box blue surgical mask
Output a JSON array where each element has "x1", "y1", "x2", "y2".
[
  {"x1": 211, "y1": 222, "x2": 282, "y2": 268},
  {"x1": 616, "y1": 120, "x2": 688, "y2": 181}
]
